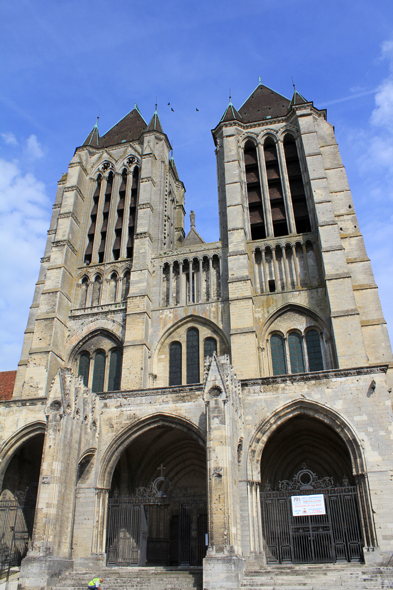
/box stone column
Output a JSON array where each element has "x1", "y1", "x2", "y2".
[
  {"x1": 257, "y1": 144, "x2": 273, "y2": 237},
  {"x1": 291, "y1": 244, "x2": 301, "y2": 288},
  {"x1": 169, "y1": 262, "x2": 173, "y2": 307},
  {"x1": 302, "y1": 243, "x2": 311, "y2": 286},
  {"x1": 277, "y1": 140, "x2": 296, "y2": 234}
]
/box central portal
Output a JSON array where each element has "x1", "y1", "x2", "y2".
[{"x1": 106, "y1": 423, "x2": 207, "y2": 567}]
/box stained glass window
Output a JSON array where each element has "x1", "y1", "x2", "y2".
[
  {"x1": 78, "y1": 352, "x2": 90, "y2": 386},
  {"x1": 92, "y1": 350, "x2": 106, "y2": 392},
  {"x1": 169, "y1": 341, "x2": 182, "y2": 386},
  {"x1": 270, "y1": 334, "x2": 286, "y2": 375},
  {"x1": 204, "y1": 337, "x2": 217, "y2": 359},
  {"x1": 288, "y1": 332, "x2": 305, "y2": 373},
  {"x1": 108, "y1": 349, "x2": 122, "y2": 391},
  {"x1": 305, "y1": 329, "x2": 324, "y2": 371},
  {"x1": 187, "y1": 328, "x2": 200, "y2": 384}
]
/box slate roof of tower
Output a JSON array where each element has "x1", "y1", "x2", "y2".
[
  {"x1": 238, "y1": 83, "x2": 290, "y2": 123},
  {"x1": 146, "y1": 110, "x2": 164, "y2": 133},
  {"x1": 289, "y1": 90, "x2": 309, "y2": 106},
  {"x1": 83, "y1": 123, "x2": 100, "y2": 147},
  {"x1": 99, "y1": 107, "x2": 147, "y2": 148},
  {"x1": 219, "y1": 101, "x2": 242, "y2": 123}
]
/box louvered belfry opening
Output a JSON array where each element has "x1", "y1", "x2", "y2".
[
  {"x1": 84, "y1": 175, "x2": 101, "y2": 264},
  {"x1": 113, "y1": 169, "x2": 127, "y2": 261},
  {"x1": 127, "y1": 167, "x2": 139, "y2": 260},
  {"x1": 264, "y1": 137, "x2": 288, "y2": 237},
  {"x1": 284, "y1": 134, "x2": 311, "y2": 234},
  {"x1": 98, "y1": 172, "x2": 113, "y2": 263},
  {"x1": 245, "y1": 140, "x2": 266, "y2": 240}
]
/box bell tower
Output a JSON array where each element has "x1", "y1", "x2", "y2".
[
  {"x1": 212, "y1": 82, "x2": 392, "y2": 378},
  {"x1": 13, "y1": 104, "x2": 185, "y2": 398}
]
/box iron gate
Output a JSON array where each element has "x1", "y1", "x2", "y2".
[
  {"x1": 0, "y1": 485, "x2": 37, "y2": 577},
  {"x1": 106, "y1": 479, "x2": 207, "y2": 567},
  {"x1": 260, "y1": 466, "x2": 364, "y2": 564}
]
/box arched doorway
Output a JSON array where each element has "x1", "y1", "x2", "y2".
[
  {"x1": 106, "y1": 423, "x2": 207, "y2": 567},
  {"x1": 0, "y1": 432, "x2": 45, "y2": 571},
  {"x1": 259, "y1": 416, "x2": 364, "y2": 564}
]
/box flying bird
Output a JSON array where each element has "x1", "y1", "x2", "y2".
[
  {"x1": 168, "y1": 102, "x2": 170, "y2": 106},
  {"x1": 171, "y1": 108, "x2": 174, "y2": 112},
  {"x1": 196, "y1": 108, "x2": 199, "y2": 111}
]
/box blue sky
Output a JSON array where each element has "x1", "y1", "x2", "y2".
[{"x1": 1, "y1": 0, "x2": 393, "y2": 370}]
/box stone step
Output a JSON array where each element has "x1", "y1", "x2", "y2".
[{"x1": 52, "y1": 568, "x2": 203, "y2": 590}]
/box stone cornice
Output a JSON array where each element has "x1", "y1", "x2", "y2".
[
  {"x1": 63, "y1": 185, "x2": 85, "y2": 201},
  {"x1": 52, "y1": 239, "x2": 77, "y2": 256},
  {"x1": 0, "y1": 397, "x2": 47, "y2": 407},
  {"x1": 58, "y1": 211, "x2": 81, "y2": 227},
  {"x1": 98, "y1": 383, "x2": 203, "y2": 399},
  {"x1": 241, "y1": 364, "x2": 388, "y2": 388}
]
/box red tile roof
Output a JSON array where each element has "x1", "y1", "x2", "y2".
[{"x1": 0, "y1": 370, "x2": 16, "y2": 401}]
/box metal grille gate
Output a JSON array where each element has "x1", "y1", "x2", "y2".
[
  {"x1": 0, "y1": 486, "x2": 37, "y2": 577},
  {"x1": 106, "y1": 477, "x2": 208, "y2": 567},
  {"x1": 260, "y1": 467, "x2": 364, "y2": 564}
]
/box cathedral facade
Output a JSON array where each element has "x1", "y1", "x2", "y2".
[{"x1": 0, "y1": 82, "x2": 392, "y2": 590}]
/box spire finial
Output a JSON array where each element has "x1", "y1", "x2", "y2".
[
  {"x1": 95, "y1": 110, "x2": 101, "y2": 128},
  {"x1": 155, "y1": 97, "x2": 158, "y2": 113},
  {"x1": 229, "y1": 89, "x2": 232, "y2": 104},
  {"x1": 259, "y1": 76, "x2": 262, "y2": 85},
  {"x1": 291, "y1": 77, "x2": 296, "y2": 92},
  {"x1": 190, "y1": 210, "x2": 195, "y2": 229}
]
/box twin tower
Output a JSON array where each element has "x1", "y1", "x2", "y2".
[{"x1": 1, "y1": 82, "x2": 393, "y2": 590}]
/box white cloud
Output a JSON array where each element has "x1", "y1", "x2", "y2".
[
  {"x1": 370, "y1": 79, "x2": 393, "y2": 129},
  {"x1": 1, "y1": 132, "x2": 18, "y2": 146},
  {"x1": 26, "y1": 134, "x2": 44, "y2": 160},
  {"x1": 0, "y1": 157, "x2": 50, "y2": 370}
]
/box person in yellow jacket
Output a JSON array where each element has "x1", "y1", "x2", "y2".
[{"x1": 88, "y1": 577, "x2": 103, "y2": 590}]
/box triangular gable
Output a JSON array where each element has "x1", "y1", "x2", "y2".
[
  {"x1": 100, "y1": 108, "x2": 147, "y2": 148},
  {"x1": 238, "y1": 83, "x2": 290, "y2": 123}
]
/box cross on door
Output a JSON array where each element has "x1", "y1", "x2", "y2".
[{"x1": 157, "y1": 463, "x2": 166, "y2": 477}]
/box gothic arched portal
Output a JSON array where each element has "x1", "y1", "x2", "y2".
[
  {"x1": 258, "y1": 415, "x2": 373, "y2": 564},
  {"x1": 0, "y1": 432, "x2": 45, "y2": 568},
  {"x1": 104, "y1": 420, "x2": 207, "y2": 567}
]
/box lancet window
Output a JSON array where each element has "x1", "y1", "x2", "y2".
[
  {"x1": 165, "y1": 328, "x2": 222, "y2": 386},
  {"x1": 245, "y1": 133, "x2": 311, "y2": 241},
  {"x1": 284, "y1": 134, "x2": 311, "y2": 234},
  {"x1": 245, "y1": 140, "x2": 265, "y2": 240},
  {"x1": 204, "y1": 337, "x2": 217, "y2": 359},
  {"x1": 186, "y1": 328, "x2": 200, "y2": 384},
  {"x1": 78, "y1": 352, "x2": 90, "y2": 386},
  {"x1": 84, "y1": 162, "x2": 140, "y2": 266},
  {"x1": 169, "y1": 341, "x2": 182, "y2": 386},
  {"x1": 161, "y1": 254, "x2": 221, "y2": 307},
  {"x1": 92, "y1": 350, "x2": 106, "y2": 393},
  {"x1": 77, "y1": 344, "x2": 123, "y2": 393},
  {"x1": 269, "y1": 328, "x2": 324, "y2": 376}
]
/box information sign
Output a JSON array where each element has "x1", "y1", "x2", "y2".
[{"x1": 291, "y1": 494, "x2": 326, "y2": 516}]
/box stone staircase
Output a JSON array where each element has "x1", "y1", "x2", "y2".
[
  {"x1": 241, "y1": 565, "x2": 393, "y2": 590},
  {"x1": 52, "y1": 567, "x2": 203, "y2": 590}
]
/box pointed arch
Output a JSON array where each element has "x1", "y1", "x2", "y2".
[
  {"x1": 98, "y1": 413, "x2": 206, "y2": 490},
  {"x1": 247, "y1": 399, "x2": 366, "y2": 482}
]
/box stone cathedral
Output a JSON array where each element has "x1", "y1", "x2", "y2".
[{"x1": 0, "y1": 82, "x2": 393, "y2": 590}]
